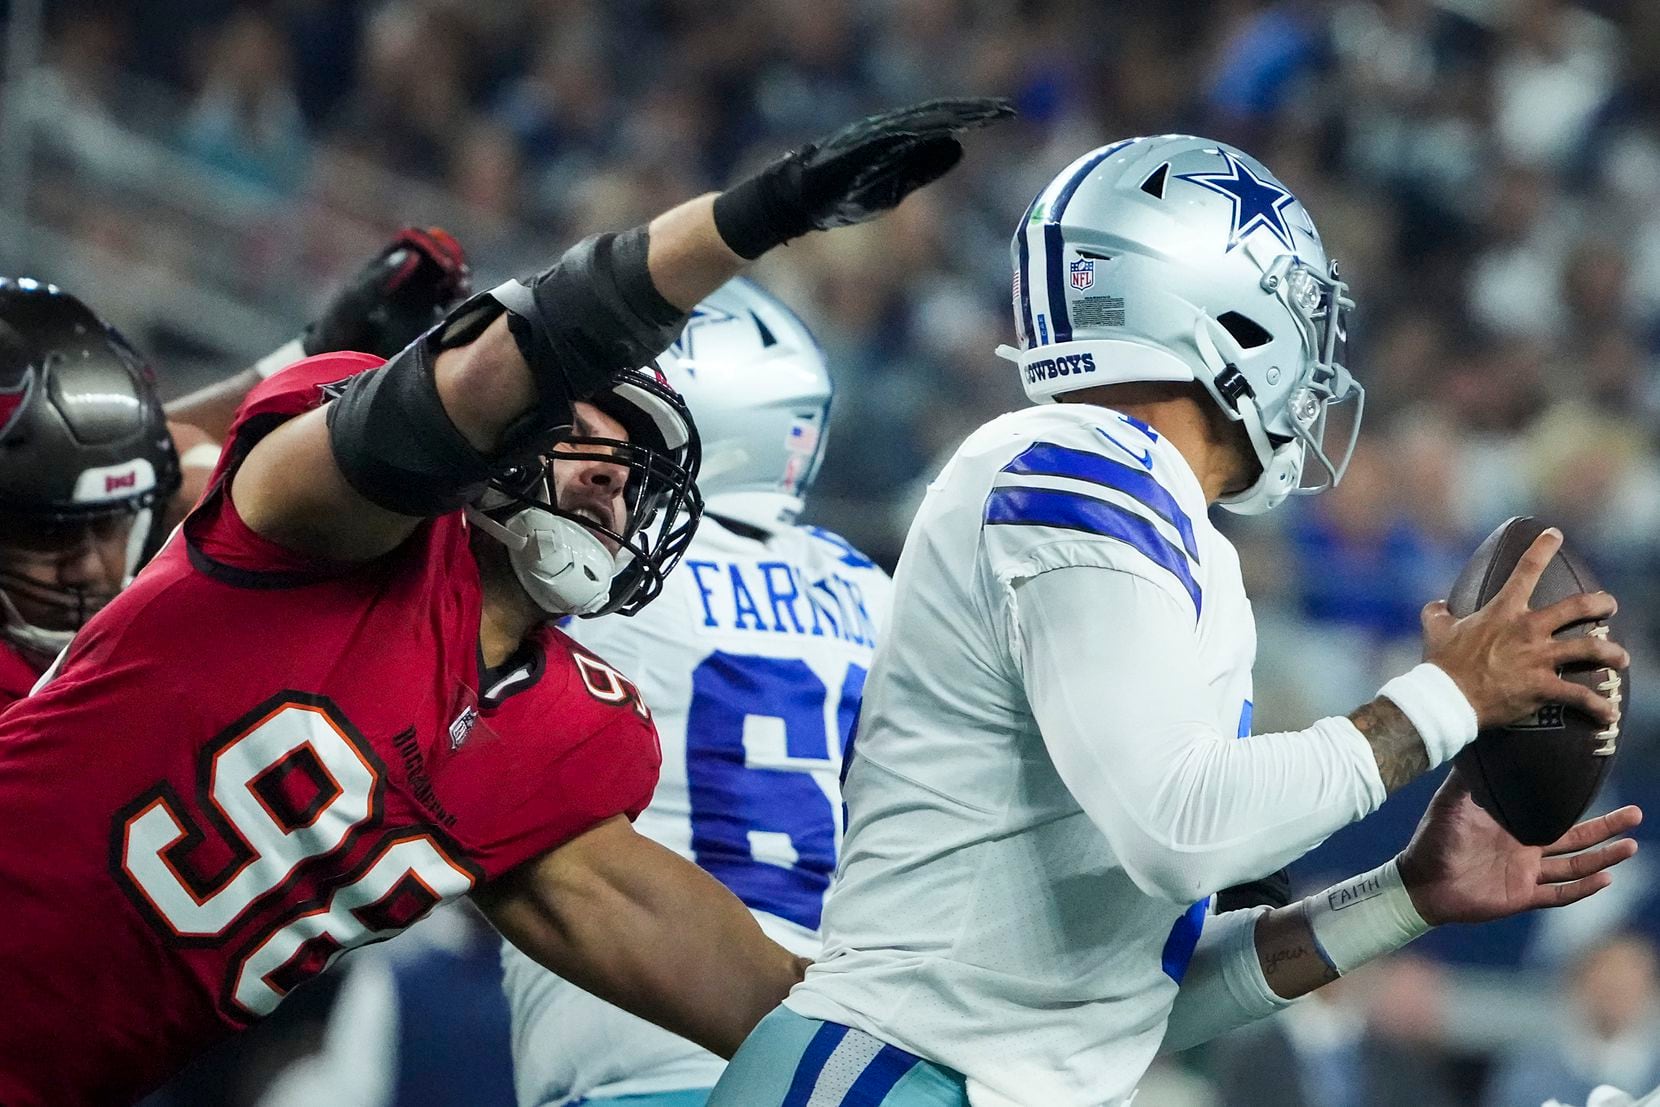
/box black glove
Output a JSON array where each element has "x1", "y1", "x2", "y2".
[
  {"x1": 1215, "y1": 868, "x2": 1294, "y2": 913},
  {"x1": 713, "y1": 97, "x2": 1016, "y2": 259},
  {"x1": 302, "y1": 227, "x2": 473, "y2": 359}
]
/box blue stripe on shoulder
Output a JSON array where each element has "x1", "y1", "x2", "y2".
[
  {"x1": 985, "y1": 487, "x2": 1202, "y2": 615},
  {"x1": 842, "y1": 1042, "x2": 924, "y2": 1105},
  {"x1": 1002, "y1": 442, "x2": 1198, "y2": 561},
  {"x1": 782, "y1": 1021, "x2": 850, "y2": 1107}
]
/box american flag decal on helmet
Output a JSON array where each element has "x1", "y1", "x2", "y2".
[
  {"x1": 782, "y1": 418, "x2": 821, "y2": 494},
  {"x1": 0, "y1": 366, "x2": 34, "y2": 440}
]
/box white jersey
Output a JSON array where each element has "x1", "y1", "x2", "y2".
[
  {"x1": 500, "y1": 517, "x2": 892, "y2": 1106},
  {"x1": 786, "y1": 402, "x2": 1383, "y2": 1106}
]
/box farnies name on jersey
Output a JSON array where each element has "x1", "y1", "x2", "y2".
[{"x1": 685, "y1": 558, "x2": 878, "y2": 646}]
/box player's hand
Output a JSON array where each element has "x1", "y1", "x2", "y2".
[
  {"x1": 1419, "y1": 529, "x2": 1626, "y2": 729},
  {"x1": 1397, "y1": 765, "x2": 1641, "y2": 926},
  {"x1": 302, "y1": 227, "x2": 472, "y2": 359},
  {"x1": 712, "y1": 97, "x2": 1016, "y2": 258}
]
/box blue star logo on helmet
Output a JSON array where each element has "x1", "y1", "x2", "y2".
[
  {"x1": 671, "y1": 302, "x2": 740, "y2": 368},
  {"x1": 1175, "y1": 149, "x2": 1299, "y2": 253}
]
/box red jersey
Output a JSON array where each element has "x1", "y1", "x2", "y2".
[
  {"x1": 0, "y1": 354, "x2": 662, "y2": 1105},
  {"x1": 0, "y1": 635, "x2": 44, "y2": 711}
]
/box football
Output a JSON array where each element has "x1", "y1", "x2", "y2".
[{"x1": 1447, "y1": 517, "x2": 1625, "y2": 846}]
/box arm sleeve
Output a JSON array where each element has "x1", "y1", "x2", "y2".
[
  {"x1": 1010, "y1": 564, "x2": 1387, "y2": 903},
  {"x1": 1158, "y1": 907, "x2": 1291, "y2": 1054}
]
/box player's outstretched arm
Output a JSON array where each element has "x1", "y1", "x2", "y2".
[
  {"x1": 474, "y1": 815, "x2": 809, "y2": 1059},
  {"x1": 1159, "y1": 769, "x2": 1641, "y2": 1053},
  {"x1": 232, "y1": 99, "x2": 1012, "y2": 562}
]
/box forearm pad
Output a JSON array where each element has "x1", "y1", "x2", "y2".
[
  {"x1": 326, "y1": 227, "x2": 686, "y2": 517},
  {"x1": 325, "y1": 337, "x2": 499, "y2": 517},
  {"x1": 492, "y1": 226, "x2": 687, "y2": 424}
]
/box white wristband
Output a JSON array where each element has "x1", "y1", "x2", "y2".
[
  {"x1": 1303, "y1": 858, "x2": 1430, "y2": 976},
  {"x1": 1377, "y1": 662, "x2": 1478, "y2": 769},
  {"x1": 253, "y1": 337, "x2": 307, "y2": 379}
]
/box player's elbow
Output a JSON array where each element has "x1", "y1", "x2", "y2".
[{"x1": 1117, "y1": 840, "x2": 1216, "y2": 904}]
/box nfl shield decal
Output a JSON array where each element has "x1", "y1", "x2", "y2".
[{"x1": 1069, "y1": 258, "x2": 1095, "y2": 291}]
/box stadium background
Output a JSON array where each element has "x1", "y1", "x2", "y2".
[{"x1": 2, "y1": 0, "x2": 1658, "y2": 1103}]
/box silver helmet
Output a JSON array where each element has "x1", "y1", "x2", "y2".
[
  {"x1": 998, "y1": 135, "x2": 1362, "y2": 514},
  {"x1": 658, "y1": 277, "x2": 832, "y2": 531}
]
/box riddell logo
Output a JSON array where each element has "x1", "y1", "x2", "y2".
[{"x1": 104, "y1": 471, "x2": 138, "y2": 493}]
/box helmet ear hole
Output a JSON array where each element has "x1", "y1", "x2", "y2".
[{"x1": 1216, "y1": 311, "x2": 1272, "y2": 350}]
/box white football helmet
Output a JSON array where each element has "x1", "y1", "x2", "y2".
[
  {"x1": 657, "y1": 277, "x2": 832, "y2": 532},
  {"x1": 997, "y1": 135, "x2": 1362, "y2": 514}
]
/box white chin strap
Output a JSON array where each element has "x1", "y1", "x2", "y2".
[
  {"x1": 1219, "y1": 411, "x2": 1303, "y2": 516},
  {"x1": 1193, "y1": 317, "x2": 1305, "y2": 516},
  {"x1": 465, "y1": 506, "x2": 617, "y2": 617},
  {"x1": 0, "y1": 588, "x2": 75, "y2": 661}
]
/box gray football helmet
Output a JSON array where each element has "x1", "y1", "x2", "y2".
[
  {"x1": 0, "y1": 279, "x2": 182, "y2": 656},
  {"x1": 998, "y1": 136, "x2": 1362, "y2": 514},
  {"x1": 657, "y1": 278, "x2": 832, "y2": 531}
]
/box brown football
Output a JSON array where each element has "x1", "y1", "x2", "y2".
[{"x1": 1447, "y1": 517, "x2": 1624, "y2": 846}]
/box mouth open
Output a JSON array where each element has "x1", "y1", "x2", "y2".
[{"x1": 569, "y1": 504, "x2": 612, "y2": 531}]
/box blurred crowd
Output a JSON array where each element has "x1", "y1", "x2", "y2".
[{"x1": 9, "y1": 0, "x2": 1660, "y2": 1103}]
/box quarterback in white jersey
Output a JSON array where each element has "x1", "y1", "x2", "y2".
[
  {"x1": 501, "y1": 279, "x2": 892, "y2": 1106},
  {"x1": 710, "y1": 137, "x2": 1636, "y2": 1107}
]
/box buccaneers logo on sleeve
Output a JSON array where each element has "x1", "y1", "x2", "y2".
[{"x1": 0, "y1": 366, "x2": 35, "y2": 440}]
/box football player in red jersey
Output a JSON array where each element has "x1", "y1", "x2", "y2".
[
  {"x1": 0, "y1": 99, "x2": 1013, "y2": 1105},
  {"x1": 0, "y1": 228, "x2": 471, "y2": 711}
]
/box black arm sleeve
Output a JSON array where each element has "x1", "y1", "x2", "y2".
[
  {"x1": 1215, "y1": 868, "x2": 1293, "y2": 913},
  {"x1": 324, "y1": 225, "x2": 689, "y2": 518},
  {"x1": 493, "y1": 226, "x2": 688, "y2": 426},
  {"x1": 325, "y1": 337, "x2": 499, "y2": 517}
]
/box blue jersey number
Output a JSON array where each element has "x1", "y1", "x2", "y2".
[{"x1": 685, "y1": 652, "x2": 867, "y2": 930}]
